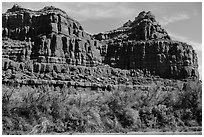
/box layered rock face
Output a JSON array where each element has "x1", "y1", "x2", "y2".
[
  {"x1": 94, "y1": 11, "x2": 199, "y2": 79},
  {"x1": 2, "y1": 5, "x2": 199, "y2": 80},
  {"x1": 3, "y1": 4, "x2": 102, "y2": 66}
]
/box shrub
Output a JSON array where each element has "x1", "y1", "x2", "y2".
[{"x1": 2, "y1": 79, "x2": 202, "y2": 134}]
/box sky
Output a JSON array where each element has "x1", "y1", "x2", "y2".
[{"x1": 2, "y1": 2, "x2": 202, "y2": 79}]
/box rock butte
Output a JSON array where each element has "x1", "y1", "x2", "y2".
[
  {"x1": 2, "y1": 5, "x2": 199, "y2": 88},
  {"x1": 93, "y1": 11, "x2": 199, "y2": 79}
]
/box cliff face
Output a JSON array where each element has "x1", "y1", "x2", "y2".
[
  {"x1": 2, "y1": 5, "x2": 199, "y2": 80},
  {"x1": 103, "y1": 40, "x2": 198, "y2": 79},
  {"x1": 94, "y1": 11, "x2": 199, "y2": 79},
  {"x1": 2, "y1": 4, "x2": 102, "y2": 66},
  {"x1": 2, "y1": 6, "x2": 202, "y2": 135}
]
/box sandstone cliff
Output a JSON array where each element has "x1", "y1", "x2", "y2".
[
  {"x1": 2, "y1": 5, "x2": 199, "y2": 80},
  {"x1": 3, "y1": 4, "x2": 102, "y2": 66},
  {"x1": 94, "y1": 11, "x2": 199, "y2": 79},
  {"x1": 2, "y1": 5, "x2": 202, "y2": 135}
]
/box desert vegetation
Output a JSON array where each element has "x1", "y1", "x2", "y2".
[{"x1": 2, "y1": 79, "x2": 202, "y2": 135}]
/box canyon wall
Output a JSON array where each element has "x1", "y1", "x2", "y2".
[
  {"x1": 2, "y1": 5, "x2": 199, "y2": 80},
  {"x1": 94, "y1": 11, "x2": 199, "y2": 79},
  {"x1": 3, "y1": 4, "x2": 102, "y2": 66}
]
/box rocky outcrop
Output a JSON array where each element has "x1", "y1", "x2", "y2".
[
  {"x1": 2, "y1": 38, "x2": 32, "y2": 62},
  {"x1": 2, "y1": 56, "x2": 143, "y2": 90},
  {"x1": 94, "y1": 11, "x2": 170, "y2": 41},
  {"x1": 104, "y1": 40, "x2": 198, "y2": 79},
  {"x1": 2, "y1": 4, "x2": 102, "y2": 66},
  {"x1": 94, "y1": 11, "x2": 199, "y2": 79},
  {"x1": 5, "y1": 53, "x2": 187, "y2": 91},
  {"x1": 2, "y1": 5, "x2": 199, "y2": 80}
]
